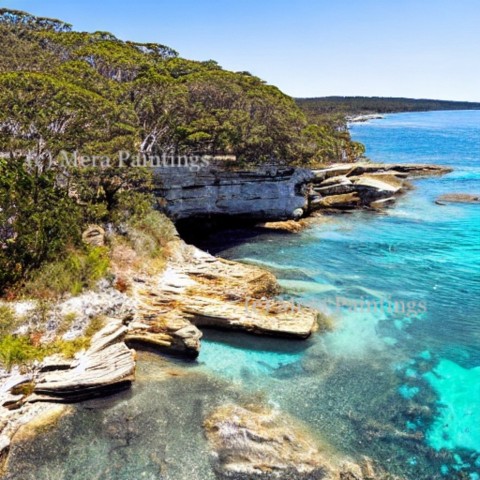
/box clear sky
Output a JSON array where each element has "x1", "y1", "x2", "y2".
[{"x1": 3, "y1": 0, "x2": 480, "y2": 101}]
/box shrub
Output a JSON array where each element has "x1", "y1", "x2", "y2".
[
  {"x1": 0, "y1": 304, "x2": 19, "y2": 336},
  {"x1": 0, "y1": 157, "x2": 82, "y2": 293},
  {"x1": 0, "y1": 332, "x2": 95, "y2": 371},
  {"x1": 0, "y1": 335, "x2": 39, "y2": 371},
  {"x1": 49, "y1": 337, "x2": 90, "y2": 359},
  {"x1": 23, "y1": 246, "x2": 110, "y2": 299},
  {"x1": 84, "y1": 315, "x2": 105, "y2": 338}
]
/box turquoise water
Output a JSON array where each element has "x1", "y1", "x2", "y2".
[
  {"x1": 197, "y1": 111, "x2": 480, "y2": 478},
  {"x1": 4, "y1": 111, "x2": 480, "y2": 479}
]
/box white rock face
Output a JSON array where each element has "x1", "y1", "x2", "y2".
[{"x1": 154, "y1": 165, "x2": 314, "y2": 221}]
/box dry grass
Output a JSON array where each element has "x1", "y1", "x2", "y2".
[{"x1": 110, "y1": 211, "x2": 176, "y2": 280}]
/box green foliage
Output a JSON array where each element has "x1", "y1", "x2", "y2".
[
  {"x1": 0, "y1": 157, "x2": 82, "y2": 290},
  {"x1": 50, "y1": 337, "x2": 90, "y2": 359},
  {"x1": 23, "y1": 246, "x2": 110, "y2": 299},
  {"x1": 0, "y1": 24, "x2": 60, "y2": 73},
  {"x1": 0, "y1": 334, "x2": 92, "y2": 370},
  {"x1": 0, "y1": 8, "x2": 372, "y2": 292},
  {"x1": 0, "y1": 314, "x2": 107, "y2": 370},
  {"x1": 0, "y1": 8, "x2": 364, "y2": 169},
  {"x1": 0, "y1": 305, "x2": 19, "y2": 336},
  {"x1": 0, "y1": 335, "x2": 39, "y2": 371},
  {"x1": 110, "y1": 191, "x2": 155, "y2": 224},
  {"x1": 0, "y1": 71, "x2": 137, "y2": 161},
  {"x1": 0, "y1": 8, "x2": 71, "y2": 33},
  {"x1": 84, "y1": 316, "x2": 105, "y2": 338},
  {"x1": 297, "y1": 123, "x2": 366, "y2": 165}
]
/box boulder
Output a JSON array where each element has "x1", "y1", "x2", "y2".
[
  {"x1": 126, "y1": 311, "x2": 203, "y2": 358},
  {"x1": 258, "y1": 220, "x2": 306, "y2": 233},
  {"x1": 30, "y1": 320, "x2": 136, "y2": 402},
  {"x1": 0, "y1": 320, "x2": 135, "y2": 471},
  {"x1": 126, "y1": 241, "x2": 319, "y2": 356},
  {"x1": 292, "y1": 208, "x2": 304, "y2": 219},
  {"x1": 81, "y1": 225, "x2": 105, "y2": 247}
]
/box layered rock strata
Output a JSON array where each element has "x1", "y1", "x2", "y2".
[
  {"x1": 155, "y1": 162, "x2": 452, "y2": 222},
  {"x1": 308, "y1": 163, "x2": 452, "y2": 212},
  {"x1": 0, "y1": 320, "x2": 135, "y2": 469},
  {"x1": 0, "y1": 240, "x2": 319, "y2": 467},
  {"x1": 155, "y1": 164, "x2": 314, "y2": 221},
  {"x1": 126, "y1": 240, "x2": 319, "y2": 357}
]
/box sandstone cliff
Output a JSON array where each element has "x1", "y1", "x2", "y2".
[{"x1": 154, "y1": 164, "x2": 313, "y2": 222}]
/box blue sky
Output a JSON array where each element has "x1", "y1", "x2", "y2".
[{"x1": 3, "y1": 0, "x2": 480, "y2": 101}]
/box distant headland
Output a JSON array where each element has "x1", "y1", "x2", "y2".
[{"x1": 296, "y1": 96, "x2": 480, "y2": 124}]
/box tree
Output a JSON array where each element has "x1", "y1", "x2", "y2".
[
  {"x1": 0, "y1": 156, "x2": 81, "y2": 290},
  {"x1": 0, "y1": 8, "x2": 71, "y2": 32},
  {"x1": 131, "y1": 71, "x2": 189, "y2": 154}
]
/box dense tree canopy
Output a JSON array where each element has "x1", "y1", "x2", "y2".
[{"x1": 0, "y1": 9, "x2": 362, "y2": 166}]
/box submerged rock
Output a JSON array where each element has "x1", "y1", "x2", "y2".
[
  {"x1": 204, "y1": 403, "x2": 336, "y2": 479},
  {"x1": 435, "y1": 193, "x2": 480, "y2": 204},
  {"x1": 0, "y1": 319, "x2": 135, "y2": 467},
  {"x1": 204, "y1": 404, "x2": 404, "y2": 480}
]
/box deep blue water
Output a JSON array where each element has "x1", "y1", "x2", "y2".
[{"x1": 5, "y1": 111, "x2": 480, "y2": 480}]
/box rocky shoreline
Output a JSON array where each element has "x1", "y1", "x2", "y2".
[
  {"x1": 0, "y1": 320, "x2": 134, "y2": 472},
  {"x1": 0, "y1": 237, "x2": 319, "y2": 474},
  {"x1": 0, "y1": 161, "x2": 451, "y2": 478},
  {"x1": 156, "y1": 162, "x2": 452, "y2": 227}
]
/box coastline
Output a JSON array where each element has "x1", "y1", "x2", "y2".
[
  {"x1": 0, "y1": 157, "x2": 453, "y2": 479},
  {"x1": 1, "y1": 7, "x2": 478, "y2": 479}
]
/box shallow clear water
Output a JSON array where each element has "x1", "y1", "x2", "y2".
[
  {"x1": 198, "y1": 111, "x2": 480, "y2": 478},
  {"x1": 4, "y1": 111, "x2": 480, "y2": 480}
]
